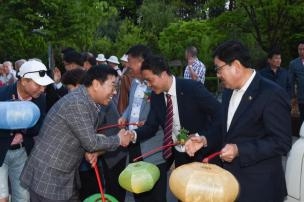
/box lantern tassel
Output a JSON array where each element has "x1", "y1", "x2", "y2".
[
  {"x1": 133, "y1": 143, "x2": 178, "y2": 162},
  {"x1": 96, "y1": 122, "x2": 141, "y2": 132},
  {"x1": 202, "y1": 151, "x2": 222, "y2": 163},
  {"x1": 93, "y1": 163, "x2": 106, "y2": 202}
]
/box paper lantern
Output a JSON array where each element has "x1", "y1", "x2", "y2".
[
  {"x1": 83, "y1": 193, "x2": 118, "y2": 202},
  {"x1": 119, "y1": 161, "x2": 160, "y2": 193},
  {"x1": 0, "y1": 101, "x2": 40, "y2": 130},
  {"x1": 169, "y1": 162, "x2": 239, "y2": 202}
]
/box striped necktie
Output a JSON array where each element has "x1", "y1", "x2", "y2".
[{"x1": 163, "y1": 93, "x2": 174, "y2": 159}]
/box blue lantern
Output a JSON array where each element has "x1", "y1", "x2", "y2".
[{"x1": 0, "y1": 101, "x2": 40, "y2": 130}]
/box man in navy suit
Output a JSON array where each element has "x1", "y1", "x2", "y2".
[
  {"x1": 186, "y1": 40, "x2": 292, "y2": 202},
  {"x1": 130, "y1": 54, "x2": 222, "y2": 168},
  {"x1": 259, "y1": 49, "x2": 291, "y2": 97}
]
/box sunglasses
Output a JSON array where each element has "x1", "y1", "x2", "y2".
[{"x1": 23, "y1": 70, "x2": 47, "y2": 77}]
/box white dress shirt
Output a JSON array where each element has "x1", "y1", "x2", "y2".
[
  {"x1": 129, "y1": 80, "x2": 147, "y2": 130},
  {"x1": 114, "y1": 66, "x2": 122, "y2": 77},
  {"x1": 227, "y1": 70, "x2": 256, "y2": 131},
  {"x1": 165, "y1": 76, "x2": 184, "y2": 152}
]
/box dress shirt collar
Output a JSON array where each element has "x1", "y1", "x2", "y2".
[
  {"x1": 135, "y1": 78, "x2": 146, "y2": 86},
  {"x1": 166, "y1": 76, "x2": 176, "y2": 97},
  {"x1": 235, "y1": 70, "x2": 256, "y2": 93}
]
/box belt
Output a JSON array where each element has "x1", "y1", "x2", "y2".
[{"x1": 9, "y1": 143, "x2": 24, "y2": 150}]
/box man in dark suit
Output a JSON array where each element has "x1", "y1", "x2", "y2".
[
  {"x1": 130, "y1": 54, "x2": 222, "y2": 168},
  {"x1": 259, "y1": 49, "x2": 291, "y2": 97},
  {"x1": 186, "y1": 40, "x2": 292, "y2": 202}
]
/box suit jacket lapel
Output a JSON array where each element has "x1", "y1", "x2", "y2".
[
  {"x1": 175, "y1": 78, "x2": 185, "y2": 127},
  {"x1": 222, "y1": 89, "x2": 233, "y2": 133},
  {"x1": 156, "y1": 92, "x2": 167, "y2": 125},
  {"x1": 297, "y1": 57, "x2": 304, "y2": 68},
  {"x1": 228, "y1": 73, "x2": 261, "y2": 133}
]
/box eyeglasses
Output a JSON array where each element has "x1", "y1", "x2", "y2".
[
  {"x1": 214, "y1": 63, "x2": 229, "y2": 73},
  {"x1": 23, "y1": 70, "x2": 47, "y2": 77}
]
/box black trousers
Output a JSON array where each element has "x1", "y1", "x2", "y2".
[
  {"x1": 173, "y1": 147, "x2": 196, "y2": 168},
  {"x1": 78, "y1": 168, "x2": 101, "y2": 201},
  {"x1": 102, "y1": 157, "x2": 127, "y2": 202},
  {"x1": 29, "y1": 189, "x2": 80, "y2": 202},
  {"x1": 133, "y1": 162, "x2": 168, "y2": 202},
  {"x1": 132, "y1": 147, "x2": 195, "y2": 202}
]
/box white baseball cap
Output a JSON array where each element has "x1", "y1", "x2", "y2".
[
  {"x1": 96, "y1": 54, "x2": 106, "y2": 62},
  {"x1": 120, "y1": 54, "x2": 128, "y2": 62},
  {"x1": 18, "y1": 60, "x2": 54, "y2": 86},
  {"x1": 107, "y1": 56, "x2": 120, "y2": 64}
]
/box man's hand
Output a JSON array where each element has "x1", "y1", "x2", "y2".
[
  {"x1": 187, "y1": 57, "x2": 194, "y2": 66},
  {"x1": 187, "y1": 58, "x2": 198, "y2": 80},
  {"x1": 118, "y1": 117, "x2": 127, "y2": 128},
  {"x1": 85, "y1": 152, "x2": 99, "y2": 166},
  {"x1": 185, "y1": 135, "x2": 207, "y2": 157},
  {"x1": 53, "y1": 67, "x2": 62, "y2": 84},
  {"x1": 137, "y1": 121, "x2": 145, "y2": 127},
  {"x1": 220, "y1": 144, "x2": 239, "y2": 162},
  {"x1": 118, "y1": 129, "x2": 134, "y2": 147},
  {"x1": 11, "y1": 133, "x2": 23, "y2": 145}
]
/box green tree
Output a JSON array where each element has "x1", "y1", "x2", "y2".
[
  {"x1": 108, "y1": 0, "x2": 141, "y2": 21},
  {"x1": 0, "y1": 0, "x2": 119, "y2": 63},
  {"x1": 159, "y1": 19, "x2": 226, "y2": 70},
  {"x1": 138, "y1": 0, "x2": 177, "y2": 35},
  {"x1": 212, "y1": 0, "x2": 304, "y2": 65},
  {"x1": 112, "y1": 19, "x2": 148, "y2": 56}
]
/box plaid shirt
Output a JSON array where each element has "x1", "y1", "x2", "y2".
[
  {"x1": 20, "y1": 85, "x2": 120, "y2": 200},
  {"x1": 184, "y1": 58, "x2": 206, "y2": 83}
]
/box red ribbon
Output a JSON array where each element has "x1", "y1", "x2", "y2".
[
  {"x1": 96, "y1": 122, "x2": 141, "y2": 132},
  {"x1": 93, "y1": 163, "x2": 106, "y2": 202},
  {"x1": 202, "y1": 151, "x2": 222, "y2": 163},
  {"x1": 133, "y1": 143, "x2": 178, "y2": 162}
]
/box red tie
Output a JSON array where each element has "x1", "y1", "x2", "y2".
[{"x1": 163, "y1": 94, "x2": 173, "y2": 159}]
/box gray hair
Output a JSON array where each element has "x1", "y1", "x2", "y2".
[
  {"x1": 15, "y1": 59, "x2": 27, "y2": 71},
  {"x1": 186, "y1": 46, "x2": 198, "y2": 57},
  {"x1": 3, "y1": 61, "x2": 13, "y2": 70}
]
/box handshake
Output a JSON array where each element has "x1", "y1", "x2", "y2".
[{"x1": 117, "y1": 129, "x2": 135, "y2": 147}]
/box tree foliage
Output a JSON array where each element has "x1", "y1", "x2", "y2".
[
  {"x1": 0, "y1": 0, "x2": 303, "y2": 71},
  {"x1": 0, "y1": 0, "x2": 119, "y2": 61},
  {"x1": 212, "y1": 0, "x2": 304, "y2": 65},
  {"x1": 159, "y1": 19, "x2": 226, "y2": 70},
  {"x1": 138, "y1": 0, "x2": 177, "y2": 35}
]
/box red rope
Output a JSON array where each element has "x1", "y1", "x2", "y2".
[
  {"x1": 202, "y1": 151, "x2": 222, "y2": 163},
  {"x1": 93, "y1": 163, "x2": 106, "y2": 202},
  {"x1": 96, "y1": 122, "x2": 141, "y2": 132},
  {"x1": 133, "y1": 143, "x2": 178, "y2": 162}
]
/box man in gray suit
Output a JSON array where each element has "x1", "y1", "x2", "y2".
[
  {"x1": 290, "y1": 41, "x2": 304, "y2": 123},
  {"x1": 20, "y1": 66, "x2": 134, "y2": 202}
]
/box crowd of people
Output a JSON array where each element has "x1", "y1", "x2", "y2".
[{"x1": 0, "y1": 40, "x2": 303, "y2": 202}]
